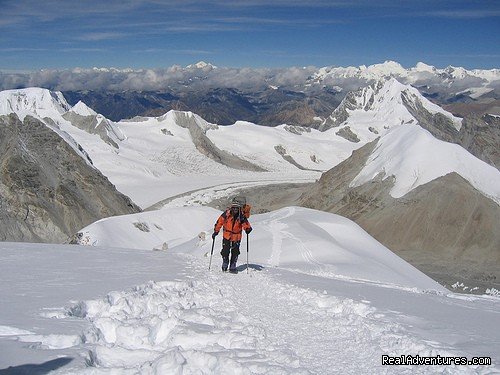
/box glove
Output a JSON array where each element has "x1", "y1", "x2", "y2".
[
  {"x1": 245, "y1": 228, "x2": 252, "y2": 234},
  {"x1": 212, "y1": 232, "x2": 218, "y2": 239}
]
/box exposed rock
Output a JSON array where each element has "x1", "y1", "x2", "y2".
[
  {"x1": 133, "y1": 221, "x2": 150, "y2": 232},
  {"x1": 457, "y1": 114, "x2": 500, "y2": 169},
  {"x1": 0, "y1": 114, "x2": 140, "y2": 243},
  {"x1": 401, "y1": 89, "x2": 460, "y2": 137},
  {"x1": 444, "y1": 99, "x2": 500, "y2": 118},
  {"x1": 284, "y1": 125, "x2": 312, "y2": 135},
  {"x1": 274, "y1": 145, "x2": 305, "y2": 170},
  {"x1": 335, "y1": 126, "x2": 360, "y2": 143},
  {"x1": 62, "y1": 111, "x2": 124, "y2": 148}
]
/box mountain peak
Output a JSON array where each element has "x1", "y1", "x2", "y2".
[
  {"x1": 186, "y1": 61, "x2": 217, "y2": 70},
  {"x1": 368, "y1": 60, "x2": 406, "y2": 73},
  {"x1": 320, "y1": 78, "x2": 462, "y2": 133},
  {"x1": 414, "y1": 62, "x2": 436, "y2": 72},
  {"x1": 70, "y1": 100, "x2": 98, "y2": 117},
  {"x1": 0, "y1": 87, "x2": 70, "y2": 121}
]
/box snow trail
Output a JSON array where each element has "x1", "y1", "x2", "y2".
[{"x1": 60, "y1": 254, "x2": 485, "y2": 374}]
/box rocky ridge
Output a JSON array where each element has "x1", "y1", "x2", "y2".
[{"x1": 0, "y1": 114, "x2": 139, "y2": 242}]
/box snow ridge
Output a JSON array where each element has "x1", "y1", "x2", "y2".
[
  {"x1": 70, "y1": 100, "x2": 98, "y2": 116},
  {"x1": 351, "y1": 124, "x2": 500, "y2": 205}
]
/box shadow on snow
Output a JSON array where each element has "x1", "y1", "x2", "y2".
[{"x1": 0, "y1": 357, "x2": 74, "y2": 375}]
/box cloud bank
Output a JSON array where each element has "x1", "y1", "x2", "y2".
[
  {"x1": 0, "y1": 63, "x2": 498, "y2": 94},
  {"x1": 0, "y1": 65, "x2": 318, "y2": 92}
]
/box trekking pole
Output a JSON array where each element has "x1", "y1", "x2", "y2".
[
  {"x1": 208, "y1": 236, "x2": 215, "y2": 271},
  {"x1": 246, "y1": 232, "x2": 249, "y2": 274}
]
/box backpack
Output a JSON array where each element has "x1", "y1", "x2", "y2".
[{"x1": 232, "y1": 196, "x2": 251, "y2": 219}]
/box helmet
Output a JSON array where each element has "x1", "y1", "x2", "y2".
[{"x1": 231, "y1": 196, "x2": 246, "y2": 207}]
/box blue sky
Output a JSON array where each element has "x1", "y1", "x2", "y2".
[{"x1": 0, "y1": 0, "x2": 499, "y2": 71}]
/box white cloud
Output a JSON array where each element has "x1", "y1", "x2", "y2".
[{"x1": 77, "y1": 32, "x2": 127, "y2": 41}]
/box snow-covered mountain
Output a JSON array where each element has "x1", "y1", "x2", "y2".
[
  {"x1": 62, "y1": 100, "x2": 125, "y2": 147},
  {"x1": 3, "y1": 60, "x2": 497, "y2": 95},
  {"x1": 1, "y1": 84, "x2": 498, "y2": 284},
  {"x1": 0, "y1": 87, "x2": 360, "y2": 208},
  {"x1": 319, "y1": 78, "x2": 500, "y2": 169},
  {"x1": 300, "y1": 123, "x2": 500, "y2": 295},
  {"x1": 320, "y1": 78, "x2": 462, "y2": 133},
  {"x1": 1, "y1": 61, "x2": 498, "y2": 128},
  {"x1": 0, "y1": 87, "x2": 70, "y2": 121},
  {"x1": 311, "y1": 60, "x2": 500, "y2": 92},
  {"x1": 350, "y1": 124, "x2": 500, "y2": 203},
  {"x1": 186, "y1": 60, "x2": 218, "y2": 70}
]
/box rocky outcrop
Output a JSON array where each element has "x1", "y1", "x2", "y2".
[
  {"x1": 335, "y1": 126, "x2": 360, "y2": 143},
  {"x1": 401, "y1": 90, "x2": 460, "y2": 137},
  {"x1": 62, "y1": 111, "x2": 124, "y2": 148},
  {"x1": 457, "y1": 114, "x2": 500, "y2": 169},
  {"x1": 273, "y1": 145, "x2": 320, "y2": 171},
  {"x1": 404, "y1": 97, "x2": 500, "y2": 169},
  {"x1": 0, "y1": 114, "x2": 140, "y2": 243}
]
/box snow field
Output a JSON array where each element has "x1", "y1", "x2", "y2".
[
  {"x1": 68, "y1": 274, "x2": 306, "y2": 374},
  {"x1": 61, "y1": 256, "x2": 483, "y2": 374},
  {"x1": 206, "y1": 121, "x2": 359, "y2": 173}
]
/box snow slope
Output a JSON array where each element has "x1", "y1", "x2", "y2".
[
  {"x1": 75, "y1": 206, "x2": 443, "y2": 290},
  {"x1": 1, "y1": 207, "x2": 499, "y2": 373},
  {"x1": 70, "y1": 100, "x2": 98, "y2": 116},
  {"x1": 350, "y1": 124, "x2": 500, "y2": 205}
]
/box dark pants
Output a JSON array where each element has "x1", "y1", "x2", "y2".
[{"x1": 221, "y1": 238, "x2": 240, "y2": 264}]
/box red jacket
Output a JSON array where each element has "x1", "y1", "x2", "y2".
[{"x1": 214, "y1": 209, "x2": 252, "y2": 242}]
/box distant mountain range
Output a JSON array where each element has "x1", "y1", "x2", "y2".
[{"x1": 2, "y1": 61, "x2": 499, "y2": 125}]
